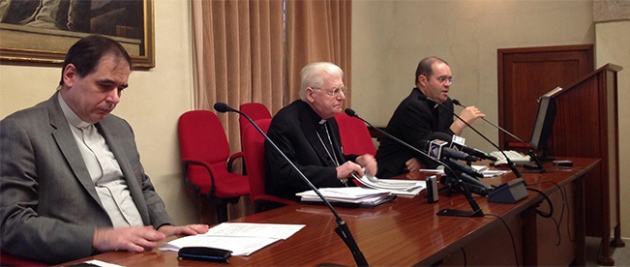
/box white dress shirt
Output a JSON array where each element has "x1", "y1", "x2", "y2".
[{"x1": 58, "y1": 93, "x2": 143, "y2": 227}]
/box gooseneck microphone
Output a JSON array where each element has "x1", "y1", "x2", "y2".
[
  {"x1": 452, "y1": 99, "x2": 545, "y2": 173},
  {"x1": 345, "y1": 108, "x2": 484, "y2": 217},
  {"x1": 418, "y1": 95, "x2": 523, "y2": 179},
  {"x1": 215, "y1": 103, "x2": 369, "y2": 266}
]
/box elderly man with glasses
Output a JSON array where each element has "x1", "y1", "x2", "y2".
[
  {"x1": 375, "y1": 56, "x2": 485, "y2": 179},
  {"x1": 265, "y1": 62, "x2": 377, "y2": 201}
]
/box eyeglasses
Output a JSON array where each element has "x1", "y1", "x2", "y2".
[
  {"x1": 435, "y1": 75, "x2": 454, "y2": 84},
  {"x1": 311, "y1": 87, "x2": 347, "y2": 97}
]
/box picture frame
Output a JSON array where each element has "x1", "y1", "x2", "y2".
[{"x1": 0, "y1": 0, "x2": 154, "y2": 69}]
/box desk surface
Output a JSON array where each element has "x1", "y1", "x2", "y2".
[{"x1": 59, "y1": 158, "x2": 599, "y2": 266}]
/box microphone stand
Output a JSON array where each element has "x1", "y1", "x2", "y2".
[
  {"x1": 422, "y1": 96, "x2": 523, "y2": 179},
  {"x1": 438, "y1": 174, "x2": 484, "y2": 217},
  {"x1": 216, "y1": 103, "x2": 368, "y2": 267},
  {"x1": 453, "y1": 100, "x2": 546, "y2": 173},
  {"x1": 345, "y1": 109, "x2": 484, "y2": 217}
]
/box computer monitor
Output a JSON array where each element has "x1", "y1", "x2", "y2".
[{"x1": 529, "y1": 95, "x2": 557, "y2": 161}]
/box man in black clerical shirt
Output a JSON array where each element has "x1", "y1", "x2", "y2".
[
  {"x1": 265, "y1": 62, "x2": 378, "y2": 200},
  {"x1": 376, "y1": 57, "x2": 485, "y2": 179}
]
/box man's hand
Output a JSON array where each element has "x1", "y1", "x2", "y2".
[
  {"x1": 459, "y1": 106, "x2": 485, "y2": 124},
  {"x1": 405, "y1": 157, "x2": 423, "y2": 173},
  {"x1": 92, "y1": 226, "x2": 166, "y2": 253},
  {"x1": 158, "y1": 224, "x2": 209, "y2": 237},
  {"x1": 356, "y1": 154, "x2": 378, "y2": 176},
  {"x1": 336, "y1": 161, "x2": 364, "y2": 179},
  {"x1": 451, "y1": 106, "x2": 485, "y2": 135}
]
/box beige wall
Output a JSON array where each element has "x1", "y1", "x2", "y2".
[
  {"x1": 0, "y1": 0, "x2": 199, "y2": 225},
  {"x1": 351, "y1": 0, "x2": 628, "y2": 237}
]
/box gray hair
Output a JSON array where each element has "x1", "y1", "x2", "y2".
[{"x1": 299, "y1": 62, "x2": 344, "y2": 101}]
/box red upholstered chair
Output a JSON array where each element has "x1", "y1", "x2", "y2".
[
  {"x1": 238, "y1": 103, "x2": 272, "y2": 175},
  {"x1": 178, "y1": 110, "x2": 250, "y2": 222},
  {"x1": 241, "y1": 118, "x2": 296, "y2": 213},
  {"x1": 0, "y1": 249, "x2": 48, "y2": 266},
  {"x1": 335, "y1": 112, "x2": 377, "y2": 156},
  {"x1": 239, "y1": 103, "x2": 272, "y2": 141}
]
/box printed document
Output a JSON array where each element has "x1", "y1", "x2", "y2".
[{"x1": 160, "y1": 223, "x2": 305, "y2": 256}]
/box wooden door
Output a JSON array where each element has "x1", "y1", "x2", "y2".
[{"x1": 497, "y1": 45, "x2": 593, "y2": 150}]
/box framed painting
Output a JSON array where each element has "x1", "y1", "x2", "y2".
[{"x1": 0, "y1": 0, "x2": 154, "y2": 69}]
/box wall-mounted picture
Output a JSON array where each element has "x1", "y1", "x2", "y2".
[{"x1": 0, "y1": 0, "x2": 154, "y2": 69}]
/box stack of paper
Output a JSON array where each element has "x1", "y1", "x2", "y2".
[
  {"x1": 160, "y1": 223, "x2": 305, "y2": 256},
  {"x1": 355, "y1": 175, "x2": 426, "y2": 197},
  {"x1": 296, "y1": 187, "x2": 396, "y2": 208}
]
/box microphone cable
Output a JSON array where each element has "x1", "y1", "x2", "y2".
[
  {"x1": 525, "y1": 187, "x2": 554, "y2": 218},
  {"x1": 528, "y1": 179, "x2": 574, "y2": 245}
]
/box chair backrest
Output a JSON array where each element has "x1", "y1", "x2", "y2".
[
  {"x1": 241, "y1": 118, "x2": 272, "y2": 204},
  {"x1": 239, "y1": 103, "x2": 272, "y2": 140},
  {"x1": 178, "y1": 110, "x2": 231, "y2": 192},
  {"x1": 335, "y1": 112, "x2": 377, "y2": 156}
]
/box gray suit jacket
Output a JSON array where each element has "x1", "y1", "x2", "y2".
[{"x1": 0, "y1": 92, "x2": 173, "y2": 264}]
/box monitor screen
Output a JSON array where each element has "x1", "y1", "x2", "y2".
[{"x1": 529, "y1": 95, "x2": 557, "y2": 161}]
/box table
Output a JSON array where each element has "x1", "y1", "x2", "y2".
[{"x1": 59, "y1": 158, "x2": 599, "y2": 266}]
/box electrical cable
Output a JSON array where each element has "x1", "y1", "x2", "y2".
[
  {"x1": 525, "y1": 187, "x2": 553, "y2": 218},
  {"x1": 529, "y1": 179, "x2": 574, "y2": 243},
  {"x1": 485, "y1": 213, "x2": 519, "y2": 267}
]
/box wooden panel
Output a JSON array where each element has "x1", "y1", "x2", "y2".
[
  {"x1": 551, "y1": 66, "x2": 621, "y2": 247},
  {"x1": 499, "y1": 44, "x2": 623, "y2": 264}
]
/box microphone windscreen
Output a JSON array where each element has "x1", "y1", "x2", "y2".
[
  {"x1": 452, "y1": 99, "x2": 463, "y2": 106},
  {"x1": 213, "y1": 102, "x2": 230, "y2": 113},
  {"x1": 344, "y1": 108, "x2": 358, "y2": 117}
]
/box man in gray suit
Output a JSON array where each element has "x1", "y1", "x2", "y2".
[{"x1": 0, "y1": 35, "x2": 208, "y2": 264}]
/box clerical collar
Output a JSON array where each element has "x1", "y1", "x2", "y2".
[
  {"x1": 301, "y1": 100, "x2": 328, "y2": 125},
  {"x1": 58, "y1": 92, "x2": 92, "y2": 129},
  {"x1": 416, "y1": 89, "x2": 439, "y2": 109}
]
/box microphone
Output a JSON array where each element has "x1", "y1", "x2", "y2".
[
  {"x1": 431, "y1": 132, "x2": 497, "y2": 161},
  {"x1": 345, "y1": 108, "x2": 484, "y2": 217},
  {"x1": 418, "y1": 95, "x2": 523, "y2": 179},
  {"x1": 423, "y1": 139, "x2": 479, "y2": 163},
  {"x1": 452, "y1": 99, "x2": 545, "y2": 173},
  {"x1": 345, "y1": 109, "x2": 448, "y2": 171},
  {"x1": 445, "y1": 158, "x2": 483, "y2": 179},
  {"x1": 217, "y1": 103, "x2": 369, "y2": 266},
  {"x1": 456, "y1": 171, "x2": 491, "y2": 196},
  {"x1": 425, "y1": 137, "x2": 488, "y2": 194},
  {"x1": 213, "y1": 102, "x2": 234, "y2": 113},
  {"x1": 443, "y1": 146, "x2": 480, "y2": 163}
]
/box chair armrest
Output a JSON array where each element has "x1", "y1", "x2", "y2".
[
  {"x1": 227, "y1": 151, "x2": 244, "y2": 173},
  {"x1": 181, "y1": 157, "x2": 216, "y2": 197}
]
